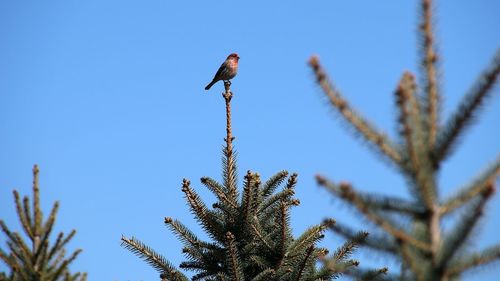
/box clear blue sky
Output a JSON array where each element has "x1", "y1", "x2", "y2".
[{"x1": 1, "y1": 1, "x2": 499, "y2": 280}]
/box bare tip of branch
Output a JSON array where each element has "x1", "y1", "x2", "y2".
[
  {"x1": 403, "y1": 71, "x2": 415, "y2": 78},
  {"x1": 315, "y1": 174, "x2": 327, "y2": 185},
  {"x1": 181, "y1": 179, "x2": 191, "y2": 193},
  {"x1": 484, "y1": 183, "x2": 496, "y2": 197},
  {"x1": 322, "y1": 218, "x2": 337, "y2": 227},
  {"x1": 33, "y1": 164, "x2": 39, "y2": 174},
  {"x1": 339, "y1": 182, "x2": 352, "y2": 191},
  {"x1": 164, "y1": 217, "x2": 173, "y2": 224},
  {"x1": 309, "y1": 55, "x2": 320, "y2": 67},
  {"x1": 318, "y1": 248, "x2": 329, "y2": 257},
  {"x1": 225, "y1": 231, "x2": 235, "y2": 241}
]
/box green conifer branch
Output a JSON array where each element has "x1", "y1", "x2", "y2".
[
  {"x1": 240, "y1": 171, "x2": 258, "y2": 229},
  {"x1": 1, "y1": 165, "x2": 85, "y2": 280},
  {"x1": 434, "y1": 49, "x2": 500, "y2": 164},
  {"x1": 294, "y1": 245, "x2": 314, "y2": 281},
  {"x1": 179, "y1": 260, "x2": 205, "y2": 271},
  {"x1": 249, "y1": 254, "x2": 270, "y2": 270},
  {"x1": 224, "y1": 232, "x2": 244, "y2": 281},
  {"x1": 401, "y1": 242, "x2": 428, "y2": 281},
  {"x1": 191, "y1": 271, "x2": 218, "y2": 281},
  {"x1": 317, "y1": 175, "x2": 431, "y2": 252},
  {"x1": 0, "y1": 222, "x2": 18, "y2": 252},
  {"x1": 440, "y1": 156, "x2": 499, "y2": 215},
  {"x1": 261, "y1": 170, "x2": 289, "y2": 198},
  {"x1": 258, "y1": 186, "x2": 295, "y2": 214},
  {"x1": 249, "y1": 268, "x2": 275, "y2": 281},
  {"x1": 317, "y1": 175, "x2": 423, "y2": 215},
  {"x1": 49, "y1": 249, "x2": 83, "y2": 281},
  {"x1": 322, "y1": 258, "x2": 359, "y2": 277},
  {"x1": 332, "y1": 231, "x2": 368, "y2": 263},
  {"x1": 200, "y1": 177, "x2": 238, "y2": 210},
  {"x1": 436, "y1": 183, "x2": 494, "y2": 271},
  {"x1": 250, "y1": 221, "x2": 273, "y2": 252},
  {"x1": 316, "y1": 176, "x2": 430, "y2": 251},
  {"x1": 164, "y1": 217, "x2": 201, "y2": 252},
  {"x1": 326, "y1": 221, "x2": 397, "y2": 255},
  {"x1": 0, "y1": 248, "x2": 17, "y2": 271},
  {"x1": 445, "y1": 245, "x2": 500, "y2": 277},
  {"x1": 309, "y1": 56, "x2": 403, "y2": 166},
  {"x1": 5, "y1": 242, "x2": 30, "y2": 275},
  {"x1": 12, "y1": 233, "x2": 34, "y2": 271},
  {"x1": 181, "y1": 179, "x2": 225, "y2": 242},
  {"x1": 13, "y1": 191, "x2": 34, "y2": 240},
  {"x1": 22, "y1": 196, "x2": 33, "y2": 235},
  {"x1": 395, "y1": 72, "x2": 437, "y2": 209},
  {"x1": 395, "y1": 72, "x2": 422, "y2": 167},
  {"x1": 35, "y1": 202, "x2": 59, "y2": 263},
  {"x1": 288, "y1": 225, "x2": 326, "y2": 258},
  {"x1": 311, "y1": 264, "x2": 340, "y2": 280},
  {"x1": 121, "y1": 236, "x2": 188, "y2": 281},
  {"x1": 345, "y1": 266, "x2": 390, "y2": 281},
  {"x1": 48, "y1": 230, "x2": 76, "y2": 262},
  {"x1": 276, "y1": 202, "x2": 291, "y2": 266},
  {"x1": 419, "y1": 0, "x2": 440, "y2": 148}
]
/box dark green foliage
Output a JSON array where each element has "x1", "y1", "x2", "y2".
[
  {"x1": 122, "y1": 84, "x2": 372, "y2": 280},
  {"x1": 123, "y1": 170, "x2": 355, "y2": 280},
  {"x1": 309, "y1": 1, "x2": 499, "y2": 280},
  {"x1": 0, "y1": 165, "x2": 86, "y2": 281}
]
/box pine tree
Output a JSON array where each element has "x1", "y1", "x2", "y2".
[
  {"x1": 121, "y1": 81, "x2": 384, "y2": 280},
  {"x1": 0, "y1": 165, "x2": 87, "y2": 281},
  {"x1": 308, "y1": 1, "x2": 499, "y2": 280}
]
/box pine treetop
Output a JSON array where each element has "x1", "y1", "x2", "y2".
[
  {"x1": 122, "y1": 81, "x2": 380, "y2": 280},
  {"x1": 0, "y1": 165, "x2": 87, "y2": 281}
]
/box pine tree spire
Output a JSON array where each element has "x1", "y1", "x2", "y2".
[
  {"x1": 0, "y1": 165, "x2": 86, "y2": 281},
  {"x1": 122, "y1": 77, "x2": 374, "y2": 280},
  {"x1": 309, "y1": 1, "x2": 499, "y2": 280}
]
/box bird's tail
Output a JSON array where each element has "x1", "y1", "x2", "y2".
[{"x1": 205, "y1": 80, "x2": 216, "y2": 90}]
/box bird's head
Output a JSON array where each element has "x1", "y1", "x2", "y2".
[{"x1": 227, "y1": 53, "x2": 240, "y2": 61}]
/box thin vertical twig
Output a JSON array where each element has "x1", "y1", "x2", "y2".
[
  {"x1": 420, "y1": 0, "x2": 440, "y2": 148},
  {"x1": 223, "y1": 81, "x2": 234, "y2": 155},
  {"x1": 222, "y1": 81, "x2": 238, "y2": 202}
]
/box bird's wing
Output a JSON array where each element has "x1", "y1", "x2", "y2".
[{"x1": 212, "y1": 61, "x2": 229, "y2": 81}]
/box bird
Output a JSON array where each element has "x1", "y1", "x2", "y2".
[{"x1": 205, "y1": 53, "x2": 240, "y2": 90}]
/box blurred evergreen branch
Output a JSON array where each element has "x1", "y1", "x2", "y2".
[{"x1": 309, "y1": 0, "x2": 499, "y2": 280}]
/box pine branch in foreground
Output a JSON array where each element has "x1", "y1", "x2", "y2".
[
  {"x1": 309, "y1": 1, "x2": 499, "y2": 280},
  {"x1": 0, "y1": 165, "x2": 86, "y2": 281}
]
